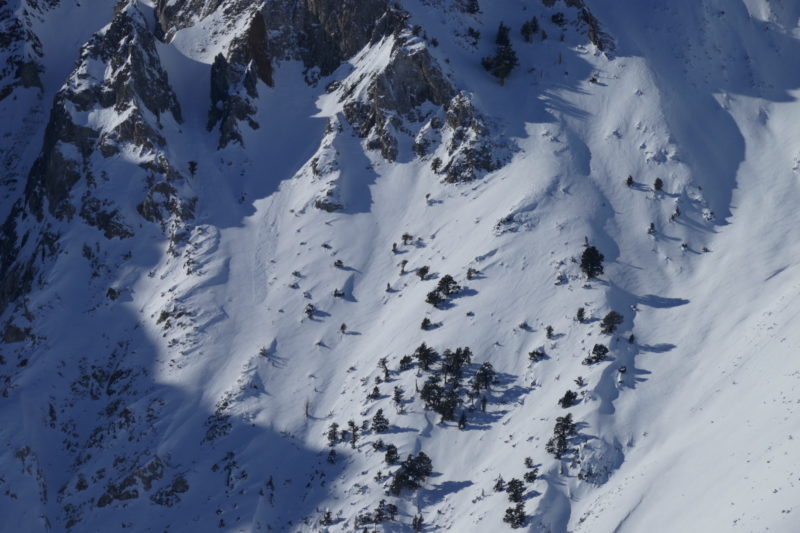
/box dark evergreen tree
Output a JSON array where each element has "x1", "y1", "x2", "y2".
[
  {"x1": 388, "y1": 452, "x2": 433, "y2": 495},
  {"x1": 458, "y1": 411, "x2": 467, "y2": 430},
  {"x1": 413, "y1": 343, "x2": 438, "y2": 370},
  {"x1": 583, "y1": 343, "x2": 609, "y2": 365},
  {"x1": 437, "y1": 274, "x2": 461, "y2": 296},
  {"x1": 654, "y1": 177, "x2": 664, "y2": 191},
  {"x1": 467, "y1": 267, "x2": 479, "y2": 280},
  {"x1": 368, "y1": 386, "x2": 381, "y2": 400},
  {"x1": 558, "y1": 390, "x2": 578, "y2": 408},
  {"x1": 426, "y1": 290, "x2": 444, "y2": 307},
  {"x1": 546, "y1": 325, "x2": 554, "y2": 339},
  {"x1": 523, "y1": 467, "x2": 539, "y2": 483},
  {"x1": 417, "y1": 265, "x2": 430, "y2": 280},
  {"x1": 576, "y1": 307, "x2": 585, "y2": 323},
  {"x1": 503, "y1": 503, "x2": 526, "y2": 528},
  {"x1": 474, "y1": 361, "x2": 495, "y2": 390},
  {"x1": 494, "y1": 476, "x2": 505, "y2": 492},
  {"x1": 393, "y1": 386, "x2": 404, "y2": 409},
  {"x1": 545, "y1": 413, "x2": 577, "y2": 459},
  {"x1": 580, "y1": 246, "x2": 604, "y2": 278},
  {"x1": 385, "y1": 444, "x2": 399, "y2": 465},
  {"x1": 521, "y1": 17, "x2": 539, "y2": 42},
  {"x1": 371, "y1": 409, "x2": 390, "y2": 433},
  {"x1": 482, "y1": 22, "x2": 519, "y2": 84},
  {"x1": 420, "y1": 375, "x2": 443, "y2": 410},
  {"x1": 412, "y1": 514, "x2": 424, "y2": 531},
  {"x1": 506, "y1": 478, "x2": 525, "y2": 502},
  {"x1": 188, "y1": 160, "x2": 198, "y2": 176},
  {"x1": 326, "y1": 422, "x2": 339, "y2": 447},
  {"x1": 378, "y1": 356, "x2": 390, "y2": 380},
  {"x1": 528, "y1": 349, "x2": 546, "y2": 362},
  {"x1": 626, "y1": 175, "x2": 634, "y2": 187},
  {"x1": 600, "y1": 311, "x2": 624, "y2": 334},
  {"x1": 551, "y1": 12, "x2": 566, "y2": 26},
  {"x1": 327, "y1": 449, "x2": 337, "y2": 464},
  {"x1": 421, "y1": 317, "x2": 432, "y2": 330},
  {"x1": 347, "y1": 420, "x2": 358, "y2": 449},
  {"x1": 399, "y1": 355, "x2": 413, "y2": 371}
]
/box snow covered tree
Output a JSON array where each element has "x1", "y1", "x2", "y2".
[
  {"x1": 371, "y1": 409, "x2": 389, "y2": 433},
  {"x1": 580, "y1": 246, "x2": 604, "y2": 278},
  {"x1": 600, "y1": 311, "x2": 624, "y2": 334}
]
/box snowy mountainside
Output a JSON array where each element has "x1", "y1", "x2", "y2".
[{"x1": 1, "y1": 0, "x2": 800, "y2": 531}]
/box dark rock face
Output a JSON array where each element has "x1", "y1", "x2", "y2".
[
  {"x1": 0, "y1": 0, "x2": 47, "y2": 100},
  {"x1": 25, "y1": 1, "x2": 183, "y2": 220}
]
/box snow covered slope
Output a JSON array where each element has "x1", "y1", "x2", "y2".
[{"x1": 1, "y1": 0, "x2": 799, "y2": 531}]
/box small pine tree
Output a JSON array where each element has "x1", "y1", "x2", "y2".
[
  {"x1": 399, "y1": 355, "x2": 413, "y2": 371},
  {"x1": 558, "y1": 390, "x2": 578, "y2": 408},
  {"x1": 626, "y1": 175, "x2": 633, "y2": 187},
  {"x1": 546, "y1": 325, "x2": 554, "y2": 339},
  {"x1": 421, "y1": 317, "x2": 432, "y2": 330},
  {"x1": 437, "y1": 274, "x2": 461, "y2": 296},
  {"x1": 576, "y1": 307, "x2": 585, "y2": 323},
  {"x1": 493, "y1": 476, "x2": 505, "y2": 492},
  {"x1": 412, "y1": 514, "x2": 424, "y2": 531},
  {"x1": 385, "y1": 444, "x2": 399, "y2": 465},
  {"x1": 523, "y1": 467, "x2": 538, "y2": 483},
  {"x1": 326, "y1": 423, "x2": 339, "y2": 447},
  {"x1": 347, "y1": 420, "x2": 358, "y2": 449},
  {"x1": 483, "y1": 22, "x2": 519, "y2": 84},
  {"x1": 327, "y1": 449, "x2": 337, "y2": 464},
  {"x1": 580, "y1": 246, "x2": 604, "y2": 278},
  {"x1": 600, "y1": 311, "x2": 624, "y2": 334},
  {"x1": 458, "y1": 411, "x2": 467, "y2": 430},
  {"x1": 654, "y1": 177, "x2": 664, "y2": 191},
  {"x1": 506, "y1": 478, "x2": 525, "y2": 502},
  {"x1": 188, "y1": 160, "x2": 198, "y2": 176},
  {"x1": 503, "y1": 503, "x2": 526, "y2": 528},
  {"x1": 417, "y1": 265, "x2": 430, "y2": 280},
  {"x1": 426, "y1": 290, "x2": 444, "y2": 307},
  {"x1": 371, "y1": 409, "x2": 390, "y2": 433}
]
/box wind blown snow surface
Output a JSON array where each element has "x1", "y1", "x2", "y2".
[{"x1": 1, "y1": 0, "x2": 799, "y2": 531}]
